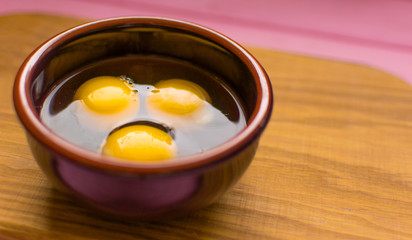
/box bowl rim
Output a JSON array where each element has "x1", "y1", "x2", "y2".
[{"x1": 13, "y1": 16, "x2": 273, "y2": 174}]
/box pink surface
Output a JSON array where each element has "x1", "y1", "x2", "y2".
[{"x1": 3, "y1": 0, "x2": 412, "y2": 85}]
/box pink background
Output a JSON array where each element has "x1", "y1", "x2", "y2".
[{"x1": 3, "y1": 0, "x2": 412, "y2": 85}]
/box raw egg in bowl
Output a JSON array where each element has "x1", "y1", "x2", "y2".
[{"x1": 146, "y1": 79, "x2": 213, "y2": 129}]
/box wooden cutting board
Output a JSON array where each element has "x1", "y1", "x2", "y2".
[{"x1": 1, "y1": 14, "x2": 412, "y2": 240}]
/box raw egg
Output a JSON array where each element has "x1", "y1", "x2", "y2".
[
  {"x1": 146, "y1": 79, "x2": 213, "y2": 129},
  {"x1": 102, "y1": 124, "x2": 177, "y2": 162},
  {"x1": 73, "y1": 76, "x2": 139, "y2": 130}
]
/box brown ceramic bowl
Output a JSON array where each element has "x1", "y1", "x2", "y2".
[{"x1": 13, "y1": 16, "x2": 273, "y2": 220}]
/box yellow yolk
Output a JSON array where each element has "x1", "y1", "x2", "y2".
[
  {"x1": 74, "y1": 76, "x2": 136, "y2": 114},
  {"x1": 147, "y1": 79, "x2": 211, "y2": 115},
  {"x1": 72, "y1": 76, "x2": 140, "y2": 131},
  {"x1": 102, "y1": 125, "x2": 177, "y2": 162}
]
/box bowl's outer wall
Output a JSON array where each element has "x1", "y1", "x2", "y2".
[{"x1": 27, "y1": 131, "x2": 259, "y2": 219}]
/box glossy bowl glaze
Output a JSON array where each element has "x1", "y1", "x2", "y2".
[{"x1": 13, "y1": 17, "x2": 273, "y2": 220}]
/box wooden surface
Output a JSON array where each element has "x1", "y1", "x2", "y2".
[{"x1": 1, "y1": 14, "x2": 412, "y2": 240}]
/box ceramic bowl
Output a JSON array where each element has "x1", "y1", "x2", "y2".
[{"x1": 13, "y1": 16, "x2": 273, "y2": 220}]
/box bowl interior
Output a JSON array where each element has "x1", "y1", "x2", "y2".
[
  {"x1": 30, "y1": 19, "x2": 257, "y2": 118},
  {"x1": 15, "y1": 17, "x2": 272, "y2": 172}
]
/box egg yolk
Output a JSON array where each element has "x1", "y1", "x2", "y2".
[
  {"x1": 74, "y1": 76, "x2": 136, "y2": 114},
  {"x1": 102, "y1": 125, "x2": 177, "y2": 162},
  {"x1": 147, "y1": 79, "x2": 211, "y2": 115}
]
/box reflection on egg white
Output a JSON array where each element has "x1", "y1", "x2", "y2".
[{"x1": 73, "y1": 96, "x2": 139, "y2": 131}]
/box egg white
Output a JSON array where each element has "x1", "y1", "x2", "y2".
[{"x1": 73, "y1": 93, "x2": 140, "y2": 132}]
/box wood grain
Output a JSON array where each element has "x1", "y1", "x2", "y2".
[{"x1": 1, "y1": 14, "x2": 412, "y2": 240}]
